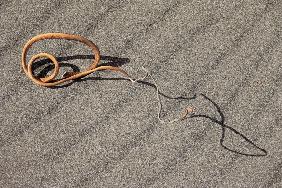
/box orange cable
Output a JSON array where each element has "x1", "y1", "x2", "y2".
[{"x1": 21, "y1": 33, "x2": 130, "y2": 87}]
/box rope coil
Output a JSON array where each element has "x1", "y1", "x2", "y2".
[{"x1": 21, "y1": 33, "x2": 131, "y2": 87}]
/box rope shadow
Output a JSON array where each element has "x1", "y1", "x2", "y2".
[{"x1": 31, "y1": 54, "x2": 130, "y2": 88}]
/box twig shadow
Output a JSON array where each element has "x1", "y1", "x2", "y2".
[
  {"x1": 31, "y1": 54, "x2": 267, "y2": 157},
  {"x1": 189, "y1": 93, "x2": 267, "y2": 157}
]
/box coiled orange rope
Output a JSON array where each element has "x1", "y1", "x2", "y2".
[{"x1": 21, "y1": 33, "x2": 131, "y2": 87}]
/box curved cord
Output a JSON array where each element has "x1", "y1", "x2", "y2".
[
  {"x1": 21, "y1": 33, "x2": 267, "y2": 156},
  {"x1": 21, "y1": 33, "x2": 133, "y2": 87}
]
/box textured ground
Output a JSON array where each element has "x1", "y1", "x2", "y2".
[{"x1": 0, "y1": 0, "x2": 282, "y2": 187}]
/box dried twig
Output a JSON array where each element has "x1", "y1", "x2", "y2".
[{"x1": 139, "y1": 67, "x2": 194, "y2": 124}]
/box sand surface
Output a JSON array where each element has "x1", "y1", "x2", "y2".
[{"x1": 1, "y1": 0, "x2": 281, "y2": 187}]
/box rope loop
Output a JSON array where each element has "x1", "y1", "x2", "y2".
[{"x1": 21, "y1": 33, "x2": 130, "y2": 87}]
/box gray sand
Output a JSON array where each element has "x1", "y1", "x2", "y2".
[{"x1": 1, "y1": 0, "x2": 281, "y2": 187}]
